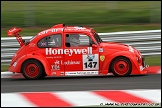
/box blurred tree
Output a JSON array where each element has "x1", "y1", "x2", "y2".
[
  {"x1": 24, "y1": 1, "x2": 36, "y2": 27},
  {"x1": 150, "y1": 1, "x2": 161, "y2": 23}
]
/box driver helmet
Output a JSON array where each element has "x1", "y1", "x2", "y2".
[{"x1": 69, "y1": 34, "x2": 80, "y2": 46}]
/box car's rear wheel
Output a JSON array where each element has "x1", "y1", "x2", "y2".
[
  {"x1": 22, "y1": 60, "x2": 45, "y2": 79},
  {"x1": 111, "y1": 57, "x2": 132, "y2": 76}
]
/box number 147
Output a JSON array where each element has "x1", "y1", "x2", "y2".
[{"x1": 84, "y1": 62, "x2": 97, "y2": 68}]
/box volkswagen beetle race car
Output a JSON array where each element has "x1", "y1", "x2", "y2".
[{"x1": 7, "y1": 24, "x2": 149, "y2": 79}]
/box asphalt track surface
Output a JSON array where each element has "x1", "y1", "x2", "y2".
[{"x1": 1, "y1": 74, "x2": 161, "y2": 93}]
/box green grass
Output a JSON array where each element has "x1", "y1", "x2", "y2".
[
  {"x1": 1, "y1": 55, "x2": 161, "y2": 72},
  {"x1": 1, "y1": 1, "x2": 161, "y2": 28},
  {"x1": 1, "y1": 1, "x2": 161, "y2": 36},
  {"x1": 145, "y1": 55, "x2": 161, "y2": 66},
  {"x1": 1, "y1": 65, "x2": 9, "y2": 72},
  {"x1": 1, "y1": 1, "x2": 161, "y2": 37}
]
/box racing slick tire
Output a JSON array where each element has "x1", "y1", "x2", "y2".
[
  {"x1": 22, "y1": 59, "x2": 46, "y2": 80},
  {"x1": 111, "y1": 57, "x2": 132, "y2": 76}
]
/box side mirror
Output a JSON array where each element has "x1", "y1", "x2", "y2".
[{"x1": 92, "y1": 44, "x2": 97, "y2": 48}]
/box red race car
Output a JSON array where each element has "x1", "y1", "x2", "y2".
[{"x1": 7, "y1": 24, "x2": 149, "y2": 79}]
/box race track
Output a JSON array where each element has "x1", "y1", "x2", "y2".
[
  {"x1": 1, "y1": 68, "x2": 161, "y2": 107},
  {"x1": 1, "y1": 74, "x2": 161, "y2": 93}
]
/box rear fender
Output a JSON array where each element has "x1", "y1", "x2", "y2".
[{"x1": 15, "y1": 54, "x2": 52, "y2": 76}]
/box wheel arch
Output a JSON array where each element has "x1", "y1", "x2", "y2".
[{"x1": 19, "y1": 55, "x2": 51, "y2": 76}]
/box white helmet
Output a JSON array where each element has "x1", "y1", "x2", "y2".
[{"x1": 68, "y1": 34, "x2": 80, "y2": 46}]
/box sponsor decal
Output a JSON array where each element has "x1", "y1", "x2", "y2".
[
  {"x1": 51, "y1": 64, "x2": 60, "y2": 70},
  {"x1": 74, "y1": 26, "x2": 86, "y2": 30},
  {"x1": 41, "y1": 42, "x2": 47, "y2": 46},
  {"x1": 83, "y1": 54, "x2": 99, "y2": 70},
  {"x1": 29, "y1": 43, "x2": 35, "y2": 47},
  {"x1": 38, "y1": 28, "x2": 63, "y2": 35},
  {"x1": 46, "y1": 47, "x2": 92, "y2": 56},
  {"x1": 54, "y1": 60, "x2": 60, "y2": 64},
  {"x1": 51, "y1": 60, "x2": 60, "y2": 70},
  {"x1": 65, "y1": 27, "x2": 90, "y2": 32},
  {"x1": 52, "y1": 72, "x2": 56, "y2": 75},
  {"x1": 48, "y1": 41, "x2": 55, "y2": 44},
  {"x1": 46, "y1": 56, "x2": 62, "y2": 59},
  {"x1": 60, "y1": 72, "x2": 64, "y2": 75},
  {"x1": 62, "y1": 60, "x2": 80, "y2": 65},
  {"x1": 53, "y1": 60, "x2": 81, "y2": 66},
  {"x1": 87, "y1": 55, "x2": 95, "y2": 61},
  {"x1": 99, "y1": 48, "x2": 103, "y2": 52},
  {"x1": 63, "y1": 60, "x2": 80, "y2": 65},
  {"x1": 65, "y1": 71, "x2": 98, "y2": 76},
  {"x1": 53, "y1": 56, "x2": 62, "y2": 58},
  {"x1": 13, "y1": 62, "x2": 17, "y2": 67},
  {"x1": 100, "y1": 55, "x2": 105, "y2": 61},
  {"x1": 51, "y1": 60, "x2": 81, "y2": 70},
  {"x1": 9, "y1": 28, "x2": 16, "y2": 32}
]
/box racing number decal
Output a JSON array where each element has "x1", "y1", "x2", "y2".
[
  {"x1": 84, "y1": 62, "x2": 97, "y2": 68},
  {"x1": 82, "y1": 54, "x2": 99, "y2": 70}
]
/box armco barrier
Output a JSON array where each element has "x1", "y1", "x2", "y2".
[{"x1": 1, "y1": 30, "x2": 161, "y2": 65}]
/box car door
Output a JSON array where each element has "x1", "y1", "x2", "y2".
[{"x1": 63, "y1": 33, "x2": 100, "y2": 76}]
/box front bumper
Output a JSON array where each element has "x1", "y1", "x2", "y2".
[{"x1": 131, "y1": 55, "x2": 149, "y2": 75}]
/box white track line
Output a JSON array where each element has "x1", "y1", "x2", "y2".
[
  {"x1": 53, "y1": 91, "x2": 116, "y2": 106},
  {"x1": 1, "y1": 93, "x2": 37, "y2": 107},
  {"x1": 123, "y1": 89, "x2": 161, "y2": 103}
]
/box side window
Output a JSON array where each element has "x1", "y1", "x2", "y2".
[
  {"x1": 65, "y1": 34, "x2": 94, "y2": 47},
  {"x1": 38, "y1": 34, "x2": 62, "y2": 48}
]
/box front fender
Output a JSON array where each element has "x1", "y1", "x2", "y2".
[
  {"x1": 101, "y1": 51, "x2": 139, "y2": 74},
  {"x1": 11, "y1": 54, "x2": 52, "y2": 76}
]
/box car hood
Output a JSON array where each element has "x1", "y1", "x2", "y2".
[{"x1": 99, "y1": 41, "x2": 130, "y2": 51}]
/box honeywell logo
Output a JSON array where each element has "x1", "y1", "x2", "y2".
[{"x1": 46, "y1": 47, "x2": 92, "y2": 56}]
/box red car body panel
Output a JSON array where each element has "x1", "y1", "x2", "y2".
[{"x1": 8, "y1": 24, "x2": 148, "y2": 78}]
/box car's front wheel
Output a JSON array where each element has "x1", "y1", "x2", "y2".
[
  {"x1": 22, "y1": 59, "x2": 45, "y2": 79},
  {"x1": 111, "y1": 57, "x2": 132, "y2": 76}
]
